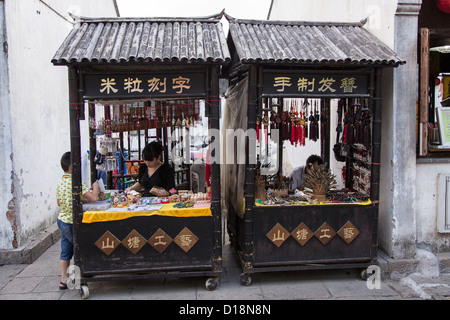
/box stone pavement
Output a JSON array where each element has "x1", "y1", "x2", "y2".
[{"x1": 1, "y1": 235, "x2": 450, "y2": 301}]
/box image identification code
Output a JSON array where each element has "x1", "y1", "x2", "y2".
[{"x1": 179, "y1": 304, "x2": 271, "y2": 317}]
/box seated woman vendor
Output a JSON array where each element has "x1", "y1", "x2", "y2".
[{"x1": 125, "y1": 141, "x2": 175, "y2": 197}]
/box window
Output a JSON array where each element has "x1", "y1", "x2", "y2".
[{"x1": 418, "y1": 28, "x2": 450, "y2": 156}]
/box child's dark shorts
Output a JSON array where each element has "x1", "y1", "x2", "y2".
[{"x1": 57, "y1": 219, "x2": 73, "y2": 260}]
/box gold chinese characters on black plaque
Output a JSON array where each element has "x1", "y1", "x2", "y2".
[
  {"x1": 266, "y1": 221, "x2": 360, "y2": 247},
  {"x1": 94, "y1": 227, "x2": 198, "y2": 256}
]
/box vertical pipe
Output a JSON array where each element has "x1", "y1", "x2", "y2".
[
  {"x1": 68, "y1": 66, "x2": 83, "y2": 268},
  {"x1": 243, "y1": 65, "x2": 258, "y2": 270},
  {"x1": 209, "y1": 66, "x2": 222, "y2": 271},
  {"x1": 370, "y1": 68, "x2": 382, "y2": 203},
  {"x1": 369, "y1": 68, "x2": 382, "y2": 261},
  {"x1": 89, "y1": 103, "x2": 97, "y2": 184}
]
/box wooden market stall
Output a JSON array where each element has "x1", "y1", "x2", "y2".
[
  {"x1": 52, "y1": 12, "x2": 229, "y2": 298},
  {"x1": 222, "y1": 15, "x2": 405, "y2": 285}
]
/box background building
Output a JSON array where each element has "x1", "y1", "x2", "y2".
[{"x1": 0, "y1": 0, "x2": 118, "y2": 257}]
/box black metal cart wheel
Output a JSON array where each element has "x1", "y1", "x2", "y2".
[
  {"x1": 360, "y1": 268, "x2": 371, "y2": 281},
  {"x1": 205, "y1": 277, "x2": 220, "y2": 291},
  {"x1": 79, "y1": 284, "x2": 90, "y2": 299},
  {"x1": 240, "y1": 273, "x2": 252, "y2": 286}
]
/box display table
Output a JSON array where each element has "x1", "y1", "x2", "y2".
[{"x1": 83, "y1": 203, "x2": 212, "y2": 223}]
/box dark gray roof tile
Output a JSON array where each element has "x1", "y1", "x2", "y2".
[
  {"x1": 52, "y1": 13, "x2": 230, "y2": 65},
  {"x1": 226, "y1": 17, "x2": 405, "y2": 67}
]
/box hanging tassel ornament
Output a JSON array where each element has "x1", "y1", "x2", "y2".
[
  {"x1": 308, "y1": 100, "x2": 316, "y2": 141},
  {"x1": 290, "y1": 102, "x2": 296, "y2": 145},
  {"x1": 303, "y1": 99, "x2": 309, "y2": 139},
  {"x1": 263, "y1": 111, "x2": 269, "y2": 145},
  {"x1": 299, "y1": 107, "x2": 306, "y2": 146},
  {"x1": 256, "y1": 117, "x2": 261, "y2": 142}
]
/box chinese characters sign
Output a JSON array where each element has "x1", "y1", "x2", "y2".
[
  {"x1": 94, "y1": 227, "x2": 199, "y2": 256},
  {"x1": 263, "y1": 72, "x2": 369, "y2": 96},
  {"x1": 83, "y1": 73, "x2": 206, "y2": 99},
  {"x1": 266, "y1": 220, "x2": 360, "y2": 248}
]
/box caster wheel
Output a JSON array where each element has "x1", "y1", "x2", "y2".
[
  {"x1": 360, "y1": 269, "x2": 370, "y2": 281},
  {"x1": 79, "y1": 284, "x2": 90, "y2": 299},
  {"x1": 240, "y1": 273, "x2": 252, "y2": 286},
  {"x1": 205, "y1": 277, "x2": 219, "y2": 291}
]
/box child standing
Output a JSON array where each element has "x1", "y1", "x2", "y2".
[{"x1": 56, "y1": 151, "x2": 98, "y2": 290}]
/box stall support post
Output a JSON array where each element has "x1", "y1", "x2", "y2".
[
  {"x1": 68, "y1": 66, "x2": 83, "y2": 268},
  {"x1": 210, "y1": 66, "x2": 222, "y2": 271},
  {"x1": 243, "y1": 65, "x2": 258, "y2": 269},
  {"x1": 88, "y1": 103, "x2": 97, "y2": 184},
  {"x1": 369, "y1": 68, "x2": 383, "y2": 261},
  {"x1": 370, "y1": 68, "x2": 382, "y2": 204}
]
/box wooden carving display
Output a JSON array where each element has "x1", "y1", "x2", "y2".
[{"x1": 304, "y1": 163, "x2": 337, "y2": 202}]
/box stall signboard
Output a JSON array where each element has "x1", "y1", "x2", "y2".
[
  {"x1": 83, "y1": 73, "x2": 206, "y2": 99},
  {"x1": 263, "y1": 72, "x2": 370, "y2": 97}
]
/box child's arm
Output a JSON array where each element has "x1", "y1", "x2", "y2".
[{"x1": 83, "y1": 182, "x2": 99, "y2": 203}]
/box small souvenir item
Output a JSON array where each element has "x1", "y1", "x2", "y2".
[
  {"x1": 169, "y1": 194, "x2": 180, "y2": 203},
  {"x1": 150, "y1": 186, "x2": 169, "y2": 197},
  {"x1": 160, "y1": 197, "x2": 169, "y2": 204},
  {"x1": 151, "y1": 197, "x2": 162, "y2": 205}
]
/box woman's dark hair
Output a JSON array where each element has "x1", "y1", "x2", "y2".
[
  {"x1": 142, "y1": 141, "x2": 163, "y2": 161},
  {"x1": 61, "y1": 151, "x2": 71, "y2": 172}
]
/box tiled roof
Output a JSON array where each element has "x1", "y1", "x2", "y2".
[
  {"x1": 51, "y1": 13, "x2": 230, "y2": 65},
  {"x1": 226, "y1": 16, "x2": 405, "y2": 67}
]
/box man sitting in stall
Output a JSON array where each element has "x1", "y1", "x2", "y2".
[{"x1": 290, "y1": 154, "x2": 324, "y2": 190}]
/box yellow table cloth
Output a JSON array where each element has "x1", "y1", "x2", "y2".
[{"x1": 83, "y1": 204, "x2": 212, "y2": 224}]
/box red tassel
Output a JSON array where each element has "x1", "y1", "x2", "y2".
[
  {"x1": 256, "y1": 123, "x2": 260, "y2": 142},
  {"x1": 291, "y1": 125, "x2": 295, "y2": 145},
  {"x1": 300, "y1": 126, "x2": 305, "y2": 146}
]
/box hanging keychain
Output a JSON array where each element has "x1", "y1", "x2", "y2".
[
  {"x1": 304, "y1": 99, "x2": 309, "y2": 139},
  {"x1": 299, "y1": 99, "x2": 306, "y2": 146},
  {"x1": 294, "y1": 99, "x2": 300, "y2": 146},
  {"x1": 263, "y1": 110, "x2": 269, "y2": 146},
  {"x1": 290, "y1": 100, "x2": 296, "y2": 145},
  {"x1": 256, "y1": 117, "x2": 261, "y2": 142}
]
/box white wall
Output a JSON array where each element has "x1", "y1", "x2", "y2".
[
  {"x1": 0, "y1": 1, "x2": 14, "y2": 249},
  {"x1": 269, "y1": 0, "x2": 397, "y2": 49},
  {"x1": 416, "y1": 163, "x2": 450, "y2": 252},
  {"x1": 1, "y1": 0, "x2": 117, "y2": 249}
]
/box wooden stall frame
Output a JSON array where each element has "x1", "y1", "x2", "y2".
[
  {"x1": 67, "y1": 64, "x2": 223, "y2": 297},
  {"x1": 228, "y1": 64, "x2": 384, "y2": 285}
]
